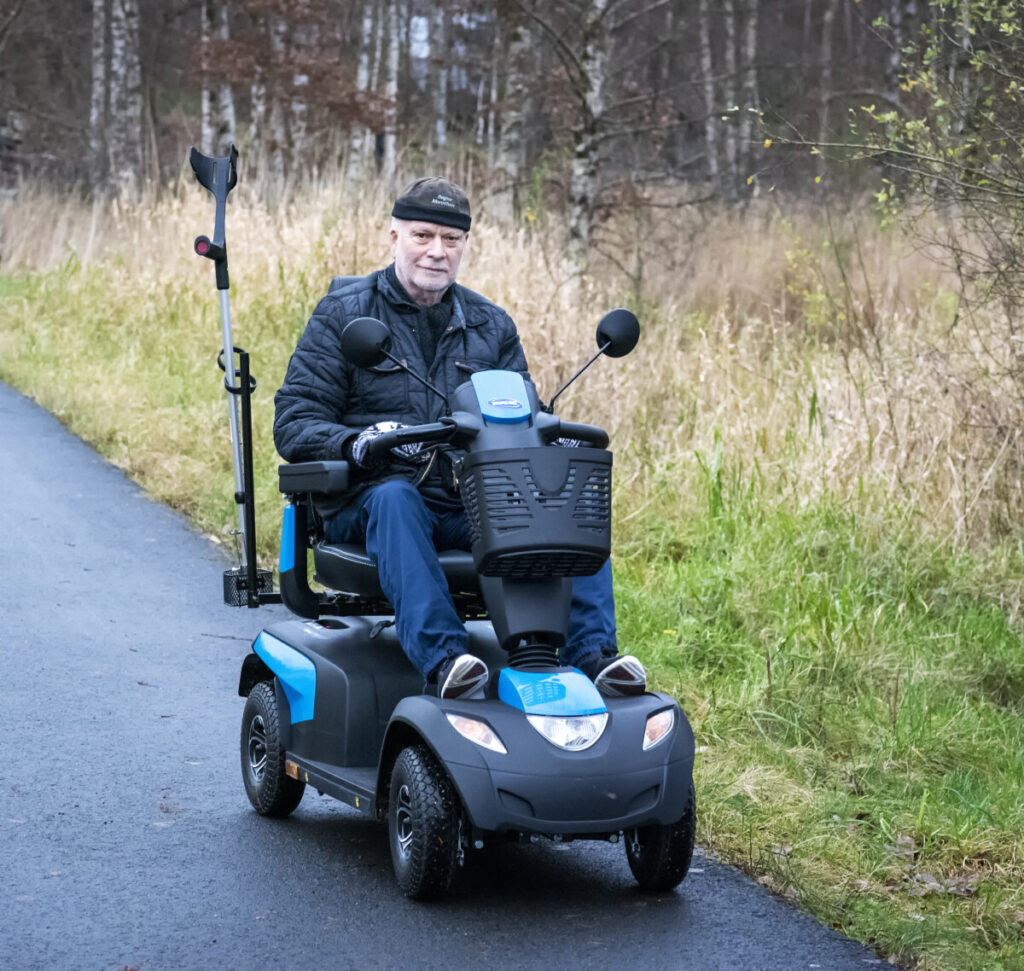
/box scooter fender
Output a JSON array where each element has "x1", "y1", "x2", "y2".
[
  {"x1": 238, "y1": 650, "x2": 294, "y2": 751},
  {"x1": 378, "y1": 695, "x2": 493, "y2": 802},
  {"x1": 379, "y1": 692, "x2": 695, "y2": 836}
]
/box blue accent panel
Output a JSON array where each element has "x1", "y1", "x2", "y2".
[
  {"x1": 471, "y1": 370, "x2": 531, "y2": 424},
  {"x1": 253, "y1": 632, "x2": 316, "y2": 723},
  {"x1": 279, "y1": 504, "x2": 296, "y2": 574},
  {"x1": 498, "y1": 669, "x2": 607, "y2": 716}
]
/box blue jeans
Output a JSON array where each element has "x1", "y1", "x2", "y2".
[{"x1": 324, "y1": 479, "x2": 618, "y2": 678}]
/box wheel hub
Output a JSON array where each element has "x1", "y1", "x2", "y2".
[
  {"x1": 247, "y1": 714, "x2": 267, "y2": 782},
  {"x1": 394, "y1": 783, "x2": 414, "y2": 860}
]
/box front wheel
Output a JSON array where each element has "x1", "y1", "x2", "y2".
[
  {"x1": 240, "y1": 681, "x2": 305, "y2": 817},
  {"x1": 388, "y1": 745, "x2": 460, "y2": 900},
  {"x1": 625, "y1": 778, "x2": 697, "y2": 891}
]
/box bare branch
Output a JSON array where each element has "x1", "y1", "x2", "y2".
[
  {"x1": 508, "y1": 0, "x2": 587, "y2": 99},
  {"x1": 610, "y1": 0, "x2": 669, "y2": 33},
  {"x1": 0, "y1": 0, "x2": 26, "y2": 60}
]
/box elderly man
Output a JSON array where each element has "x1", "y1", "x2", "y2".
[{"x1": 274, "y1": 177, "x2": 645, "y2": 700}]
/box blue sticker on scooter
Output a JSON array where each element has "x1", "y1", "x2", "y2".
[
  {"x1": 279, "y1": 503, "x2": 296, "y2": 574},
  {"x1": 498, "y1": 668, "x2": 607, "y2": 716},
  {"x1": 253, "y1": 631, "x2": 316, "y2": 723},
  {"x1": 471, "y1": 371, "x2": 530, "y2": 424}
]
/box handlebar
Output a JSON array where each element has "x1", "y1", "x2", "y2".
[
  {"x1": 555, "y1": 420, "x2": 609, "y2": 449},
  {"x1": 362, "y1": 415, "x2": 610, "y2": 457},
  {"x1": 363, "y1": 418, "x2": 459, "y2": 458}
]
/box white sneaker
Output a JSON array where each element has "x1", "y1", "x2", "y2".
[
  {"x1": 593, "y1": 655, "x2": 647, "y2": 697},
  {"x1": 438, "y1": 654, "x2": 489, "y2": 700}
]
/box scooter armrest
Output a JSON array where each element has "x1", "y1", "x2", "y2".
[{"x1": 278, "y1": 461, "x2": 350, "y2": 495}]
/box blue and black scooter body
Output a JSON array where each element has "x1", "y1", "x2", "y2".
[{"x1": 240, "y1": 615, "x2": 695, "y2": 838}]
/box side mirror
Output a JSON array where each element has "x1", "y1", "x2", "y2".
[
  {"x1": 341, "y1": 316, "x2": 392, "y2": 368},
  {"x1": 596, "y1": 309, "x2": 640, "y2": 358}
]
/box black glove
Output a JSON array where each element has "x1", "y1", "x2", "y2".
[{"x1": 346, "y1": 421, "x2": 427, "y2": 469}]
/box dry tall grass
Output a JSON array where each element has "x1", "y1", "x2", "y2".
[{"x1": 2, "y1": 175, "x2": 1022, "y2": 563}]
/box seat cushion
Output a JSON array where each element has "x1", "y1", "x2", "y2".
[{"x1": 313, "y1": 542, "x2": 480, "y2": 599}]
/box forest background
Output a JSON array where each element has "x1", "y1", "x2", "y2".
[{"x1": 2, "y1": 2, "x2": 1024, "y2": 969}]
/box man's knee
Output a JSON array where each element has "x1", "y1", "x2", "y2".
[{"x1": 363, "y1": 479, "x2": 430, "y2": 528}]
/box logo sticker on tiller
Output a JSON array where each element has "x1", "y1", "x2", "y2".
[{"x1": 471, "y1": 370, "x2": 530, "y2": 423}]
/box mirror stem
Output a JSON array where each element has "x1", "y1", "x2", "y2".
[{"x1": 544, "y1": 342, "x2": 610, "y2": 413}]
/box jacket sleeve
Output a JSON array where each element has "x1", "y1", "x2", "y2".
[{"x1": 273, "y1": 297, "x2": 359, "y2": 463}]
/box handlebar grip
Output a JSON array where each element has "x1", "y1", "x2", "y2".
[
  {"x1": 364, "y1": 419, "x2": 458, "y2": 457},
  {"x1": 557, "y1": 420, "x2": 609, "y2": 449}
]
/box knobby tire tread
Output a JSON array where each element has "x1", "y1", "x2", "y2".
[
  {"x1": 626, "y1": 779, "x2": 697, "y2": 892},
  {"x1": 241, "y1": 680, "x2": 305, "y2": 818},
  {"x1": 389, "y1": 745, "x2": 460, "y2": 900}
]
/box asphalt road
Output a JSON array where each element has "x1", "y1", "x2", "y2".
[{"x1": 0, "y1": 380, "x2": 883, "y2": 970}]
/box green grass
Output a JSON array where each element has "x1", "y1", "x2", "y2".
[
  {"x1": 615, "y1": 475, "x2": 1024, "y2": 969},
  {"x1": 3, "y1": 186, "x2": 1024, "y2": 969}
]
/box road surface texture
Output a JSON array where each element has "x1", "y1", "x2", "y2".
[{"x1": 0, "y1": 381, "x2": 884, "y2": 970}]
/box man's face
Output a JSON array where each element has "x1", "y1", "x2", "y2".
[{"x1": 390, "y1": 220, "x2": 467, "y2": 307}]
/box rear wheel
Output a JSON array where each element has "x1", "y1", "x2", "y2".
[
  {"x1": 241, "y1": 681, "x2": 305, "y2": 817},
  {"x1": 625, "y1": 779, "x2": 697, "y2": 891},
  {"x1": 388, "y1": 745, "x2": 460, "y2": 900}
]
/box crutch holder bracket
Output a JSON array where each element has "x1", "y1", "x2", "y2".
[{"x1": 217, "y1": 346, "x2": 258, "y2": 396}]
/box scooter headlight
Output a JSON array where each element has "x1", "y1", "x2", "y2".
[
  {"x1": 446, "y1": 714, "x2": 507, "y2": 754},
  {"x1": 527, "y1": 713, "x2": 609, "y2": 751},
  {"x1": 643, "y1": 708, "x2": 675, "y2": 750}
]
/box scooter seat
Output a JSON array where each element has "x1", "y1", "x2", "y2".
[{"x1": 313, "y1": 542, "x2": 480, "y2": 598}]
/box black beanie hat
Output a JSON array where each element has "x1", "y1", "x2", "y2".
[{"x1": 391, "y1": 177, "x2": 472, "y2": 231}]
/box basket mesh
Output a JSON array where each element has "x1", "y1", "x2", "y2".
[{"x1": 223, "y1": 567, "x2": 274, "y2": 606}]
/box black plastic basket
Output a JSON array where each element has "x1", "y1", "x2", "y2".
[{"x1": 459, "y1": 446, "x2": 612, "y2": 577}]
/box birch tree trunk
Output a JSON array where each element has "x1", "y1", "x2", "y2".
[
  {"x1": 475, "y1": 77, "x2": 486, "y2": 146},
  {"x1": 432, "y1": 7, "x2": 448, "y2": 150},
  {"x1": 382, "y1": 0, "x2": 400, "y2": 181},
  {"x1": 738, "y1": 0, "x2": 759, "y2": 192},
  {"x1": 89, "y1": 0, "x2": 108, "y2": 187},
  {"x1": 290, "y1": 1, "x2": 310, "y2": 159},
  {"x1": 408, "y1": 8, "x2": 428, "y2": 91},
  {"x1": 201, "y1": 2, "x2": 236, "y2": 156},
  {"x1": 817, "y1": 0, "x2": 837, "y2": 180},
  {"x1": 268, "y1": 16, "x2": 288, "y2": 179},
  {"x1": 722, "y1": 0, "x2": 738, "y2": 196},
  {"x1": 492, "y1": 9, "x2": 531, "y2": 223},
  {"x1": 349, "y1": 1, "x2": 376, "y2": 180},
  {"x1": 251, "y1": 69, "x2": 266, "y2": 164},
  {"x1": 486, "y1": 29, "x2": 499, "y2": 169},
  {"x1": 567, "y1": 0, "x2": 610, "y2": 272},
  {"x1": 108, "y1": 0, "x2": 143, "y2": 196},
  {"x1": 884, "y1": 0, "x2": 904, "y2": 106},
  {"x1": 951, "y1": 0, "x2": 974, "y2": 140},
  {"x1": 697, "y1": 0, "x2": 719, "y2": 191}
]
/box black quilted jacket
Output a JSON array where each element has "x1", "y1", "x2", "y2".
[{"x1": 274, "y1": 267, "x2": 530, "y2": 507}]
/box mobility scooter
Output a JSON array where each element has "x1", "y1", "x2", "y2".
[{"x1": 191, "y1": 146, "x2": 697, "y2": 900}]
